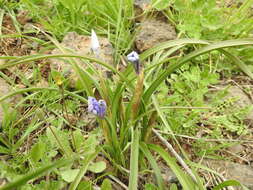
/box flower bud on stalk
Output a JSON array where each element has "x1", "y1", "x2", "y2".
[
  {"x1": 127, "y1": 51, "x2": 141, "y2": 75},
  {"x1": 127, "y1": 51, "x2": 144, "y2": 120}
]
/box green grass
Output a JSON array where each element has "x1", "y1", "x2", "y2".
[{"x1": 0, "y1": 0, "x2": 253, "y2": 189}]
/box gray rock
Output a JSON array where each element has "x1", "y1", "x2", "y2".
[
  {"x1": 226, "y1": 86, "x2": 253, "y2": 122},
  {"x1": 203, "y1": 159, "x2": 253, "y2": 189},
  {"x1": 0, "y1": 79, "x2": 10, "y2": 122},
  {"x1": 135, "y1": 19, "x2": 177, "y2": 52},
  {"x1": 227, "y1": 144, "x2": 244, "y2": 154},
  {"x1": 134, "y1": 0, "x2": 150, "y2": 9},
  {"x1": 50, "y1": 32, "x2": 114, "y2": 87},
  {"x1": 134, "y1": 0, "x2": 151, "y2": 21},
  {"x1": 0, "y1": 78, "x2": 21, "y2": 123}
]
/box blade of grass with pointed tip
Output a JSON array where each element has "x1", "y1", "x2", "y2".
[
  {"x1": 212, "y1": 180, "x2": 248, "y2": 190},
  {"x1": 148, "y1": 144, "x2": 204, "y2": 190},
  {"x1": 221, "y1": 49, "x2": 253, "y2": 79},
  {"x1": 0, "y1": 54, "x2": 132, "y2": 87},
  {"x1": 140, "y1": 142, "x2": 165, "y2": 190},
  {"x1": 128, "y1": 128, "x2": 139, "y2": 190},
  {"x1": 140, "y1": 39, "x2": 209, "y2": 60}
]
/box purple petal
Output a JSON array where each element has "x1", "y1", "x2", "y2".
[{"x1": 87, "y1": 97, "x2": 107, "y2": 118}]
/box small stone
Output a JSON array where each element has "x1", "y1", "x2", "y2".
[
  {"x1": 0, "y1": 78, "x2": 21, "y2": 123},
  {"x1": 135, "y1": 19, "x2": 177, "y2": 52},
  {"x1": 227, "y1": 144, "x2": 244, "y2": 154},
  {"x1": 203, "y1": 159, "x2": 253, "y2": 189},
  {"x1": 226, "y1": 86, "x2": 253, "y2": 122},
  {"x1": 157, "y1": 161, "x2": 178, "y2": 187},
  {"x1": 134, "y1": 0, "x2": 151, "y2": 21}
]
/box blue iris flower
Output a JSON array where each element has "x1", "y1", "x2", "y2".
[{"x1": 88, "y1": 97, "x2": 107, "y2": 118}]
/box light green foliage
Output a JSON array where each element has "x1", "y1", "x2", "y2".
[
  {"x1": 170, "y1": 0, "x2": 253, "y2": 40},
  {"x1": 158, "y1": 64, "x2": 251, "y2": 157}
]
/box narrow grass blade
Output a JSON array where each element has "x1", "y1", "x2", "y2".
[
  {"x1": 212, "y1": 180, "x2": 249, "y2": 190},
  {"x1": 69, "y1": 152, "x2": 97, "y2": 190},
  {"x1": 221, "y1": 49, "x2": 253, "y2": 80},
  {"x1": 0, "y1": 54, "x2": 133, "y2": 88},
  {"x1": 128, "y1": 128, "x2": 139, "y2": 190},
  {"x1": 140, "y1": 142, "x2": 165, "y2": 190},
  {"x1": 140, "y1": 39, "x2": 209, "y2": 60},
  {"x1": 148, "y1": 144, "x2": 200, "y2": 190},
  {"x1": 0, "y1": 159, "x2": 72, "y2": 190}
]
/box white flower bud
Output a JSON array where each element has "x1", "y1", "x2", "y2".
[
  {"x1": 91, "y1": 29, "x2": 100, "y2": 56},
  {"x1": 127, "y1": 51, "x2": 139, "y2": 63}
]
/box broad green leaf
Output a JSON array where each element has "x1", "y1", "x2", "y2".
[
  {"x1": 60, "y1": 169, "x2": 80, "y2": 183},
  {"x1": 46, "y1": 126, "x2": 72, "y2": 156},
  {"x1": 72, "y1": 130, "x2": 85, "y2": 153},
  {"x1": 30, "y1": 141, "x2": 46, "y2": 163},
  {"x1": 83, "y1": 134, "x2": 98, "y2": 155},
  {"x1": 88, "y1": 161, "x2": 106, "y2": 173}
]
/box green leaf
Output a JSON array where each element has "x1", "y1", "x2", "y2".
[
  {"x1": 46, "y1": 126, "x2": 72, "y2": 156},
  {"x1": 30, "y1": 141, "x2": 46, "y2": 163},
  {"x1": 88, "y1": 161, "x2": 106, "y2": 173},
  {"x1": 101, "y1": 179, "x2": 112, "y2": 190},
  {"x1": 82, "y1": 134, "x2": 98, "y2": 155},
  {"x1": 60, "y1": 169, "x2": 80, "y2": 183},
  {"x1": 72, "y1": 130, "x2": 85, "y2": 153}
]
